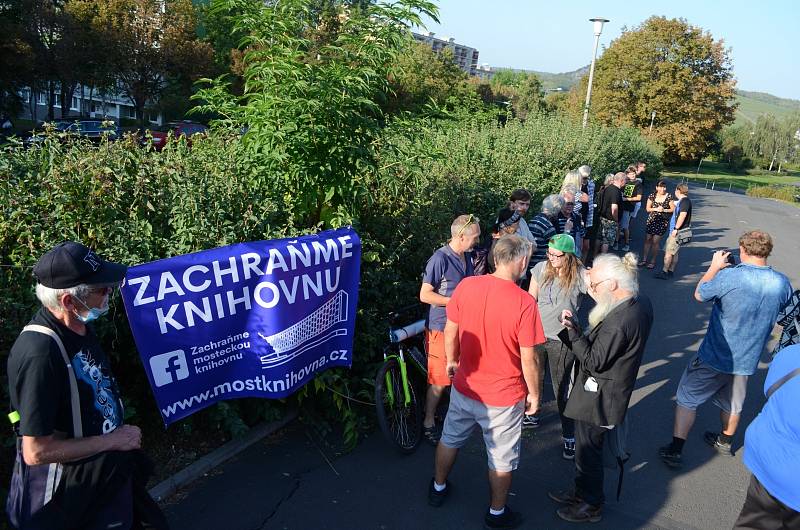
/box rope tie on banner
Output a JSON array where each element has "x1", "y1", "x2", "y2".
[{"x1": 323, "y1": 384, "x2": 375, "y2": 407}]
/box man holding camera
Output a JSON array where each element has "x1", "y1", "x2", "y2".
[{"x1": 659, "y1": 231, "x2": 793, "y2": 467}]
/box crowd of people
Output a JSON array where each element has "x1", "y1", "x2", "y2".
[
  {"x1": 4, "y1": 163, "x2": 800, "y2": 529},
  {"x1": 419, "y1": 164, "x2": 800, "y2": 528}
]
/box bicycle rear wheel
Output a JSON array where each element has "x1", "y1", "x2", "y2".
[{"x1": 374, "y1": 357, "x2": 422, "y2": 454}]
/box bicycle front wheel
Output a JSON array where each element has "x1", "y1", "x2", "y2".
[{"x1": 374, "y1": 357, "x2": 422, "y2": 454}]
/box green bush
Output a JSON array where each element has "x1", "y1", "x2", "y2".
[
  {"x1": 1, "y1": 1, "x2": 662, "y2": 472},
  {"x1": 746, "y1": 185, "x2": 800, "y2": 203},
  {"x1": 0, "y1": 111, "x2": 661, "y2": 452},
  {"x1": 0, "y1": 132, "x2": 287, "y2": 432},
  {"x1": 362, "y1": 114, "x2": 662, "y2": 285}
]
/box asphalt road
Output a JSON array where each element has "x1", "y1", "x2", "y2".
[{"x1": 162, "y1": 184, "x2": 800, "y2": 530}]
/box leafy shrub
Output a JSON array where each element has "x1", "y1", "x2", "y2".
[
  {"x1": 0, "y1": 111, "x2": 661, "y2": 459},
  {"x1": 746, "y1": 185, "x2": 800, "y2": 203},
  {"x1": 1, "y1": 1, "x2": 661, "y2": 472},
  {"x1": 0, "y1": 132, "x2": 287, "y2": 432},
  {"x1": 362, "y1": 114, "x2": 662, "y2": 285}
]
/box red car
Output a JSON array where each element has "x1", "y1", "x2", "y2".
[{"x1": 143, "y1": 121, "x2": 207, "y2": 151}]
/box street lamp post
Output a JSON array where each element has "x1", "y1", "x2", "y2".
[{"x1": 582, "y1": 17, "x2": 609, "y2": 129}]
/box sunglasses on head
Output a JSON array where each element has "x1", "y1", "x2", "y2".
[{"x1": 454, "y1": 214, "x2": 475, "y2": 238}]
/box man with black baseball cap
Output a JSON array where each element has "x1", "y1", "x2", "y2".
[{"x1": 6, "y1": 241, "x2": 167, "y2": 529}]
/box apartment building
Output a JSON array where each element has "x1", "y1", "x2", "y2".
[
  {"x1": 412, "y1": 31, "x2": 480, "y2": 76},
  {"x1": 16, "y1": 85, "x2": 162, "y2": 125}
]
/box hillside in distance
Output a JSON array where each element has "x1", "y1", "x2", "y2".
[
  {"x1": 492, "y1": 65, "x2": 588, "y2": 92},
  {"x1": 735, "y1": 90, "x2": 800, "y2": 124},
  {"x1": 495, "y1": 66, "x2": 800, "y2": 124}
]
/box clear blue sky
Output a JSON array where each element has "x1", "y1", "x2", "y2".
[{"x1": 418, "y1": 0, "x2": 800, "y2": 100}]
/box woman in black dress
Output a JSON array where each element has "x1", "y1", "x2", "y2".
[{"x1": 640, "y1": 180, "x2": 674, "y2": 268}]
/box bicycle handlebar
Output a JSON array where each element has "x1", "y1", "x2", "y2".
[
  {"x1": 387, "y1": 303, "x2": 423, "y2": 324},
  {"x1": 389, "y1": 319, "x2": 426, "y2": 343}
]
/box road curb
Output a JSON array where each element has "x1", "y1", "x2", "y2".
[{"x1": 149, "y1": 408, "x2": 298, "y2": 502}]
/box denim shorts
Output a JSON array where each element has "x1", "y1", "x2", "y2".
[
  {"x1": 676, "y1": 354, "x2": 748, "y2": 414},
  {"x1": 439, "y1": 387, "x2": 525, "y2": 472},
  {"x1": 620, "y1": 210, "x2": 633, "y2": 230}
]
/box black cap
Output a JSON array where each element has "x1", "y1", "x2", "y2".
[{"x1": 33, "y1": 241, "x2": 127, "y2": 289}]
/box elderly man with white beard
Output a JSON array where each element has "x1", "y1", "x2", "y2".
[{"x1": 547, "y1": 253, "x2": 653, "y2": 523}]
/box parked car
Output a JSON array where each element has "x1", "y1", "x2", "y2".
[
  {"x1": 21, "y1": 119, "x2": 120, "y2": 146},
  {"x1": 141, "y1": 120, "x2": 208, "y2": 151},
  {"x1": 64, "y1": 120, "x2": 121, "y2": 141}
]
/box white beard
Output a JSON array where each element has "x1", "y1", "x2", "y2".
[{"x1": 588, "y1": 292, "x2": 621, "y2": 329}]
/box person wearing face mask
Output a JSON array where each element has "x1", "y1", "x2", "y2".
[{"x1": 6, "y1": 241, "x2": 168, "y2": 530}]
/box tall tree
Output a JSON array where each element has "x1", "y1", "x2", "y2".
[
  {"x1": 384, "y1": 42, "x2": 477, "y2": 116},
  {"x1": 488, "y1": 70, "x2": 546, "y2": 120},
  {"x1": 746, "y1": 113, "x2": 800, "y2": 172},
  {"x1": 0, "y1": 0, "x2": 34, "y2": 117},
  {"x1": 193, "y1": 0, "x2": 438, "y2": 226},
  {"x1": 568, "y1": 16, "x2": 737, "y2": 162},
  {"x1": 18, "y1": 0, "x2": 68, "y2": 121},
  {"x1": 94, "y1": 0, "x2": 213, "y2": 125}
]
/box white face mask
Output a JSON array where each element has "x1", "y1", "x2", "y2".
[{"x1": 73, "y1": 295, "x2": 110, "y2": 323}]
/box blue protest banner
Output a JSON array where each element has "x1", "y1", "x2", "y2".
[{"x1": 120, "y1": 228, "x2": 361, "y2": 425}]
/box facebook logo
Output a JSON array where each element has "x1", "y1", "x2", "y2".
[{"x1": 150, "y1": 350, "x2": 189, "y2": 387}]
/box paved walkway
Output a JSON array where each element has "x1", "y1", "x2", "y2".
[{"x1": 162, "y1": 184, "x2": 800, "y2": 530}]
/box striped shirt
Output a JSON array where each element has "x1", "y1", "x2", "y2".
[
  {"x1": 557, "y1": 211, "x2": 582, "y2": 239},
  {"x1": 528, "y1": 213, "x2": 556, "y2": 266}
]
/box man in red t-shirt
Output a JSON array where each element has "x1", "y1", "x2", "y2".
[{"x1": 427, "y1": 235, "x2": 545, "y2": 530}]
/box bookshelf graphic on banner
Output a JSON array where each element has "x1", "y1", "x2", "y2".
[{"x1": 257, "y1": 290, "x2": 349, "y2": 369}]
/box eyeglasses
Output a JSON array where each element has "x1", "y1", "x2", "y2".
[
  {"x1": 547, "y1": 250, "x2": 566, "y2": 259},
  {"x1": 454, "y1": 214, "x2": 475, "y2": 238},
  {"x1": 589, "y1": 278, "x2": 611, "y2": 291}
]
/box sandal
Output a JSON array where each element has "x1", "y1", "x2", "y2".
[
  {"x1": 637, "y1": 260, "x2": 647, "y2": 267},
  {"x1": 647, "y1": 262, "x2": 656, "y2": 269},
  {"x1": 423, "y1": 425, "x2": 440, "y2": 446}
]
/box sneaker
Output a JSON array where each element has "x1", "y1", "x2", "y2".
[
  {"x1": 653, "y1": 270, "x2": 670, "y2": 280},
  {"x1": 703, "y1": 431, "x2": 733, "y2": 456},
  {"x1": 428, "y1": 478, "x2": 450, "y2": 507},
  {"x1": 484, "y1": 505, "x2": 523, "y2": 529},
  {"x1": 522, "y1": 415, "x2": 540, "y2": 429},
  {"x1": 562, "y1": 438, "x2": 576, "y2": 460},
  {"x1": 556, "y1": 501, "x2": 603, "y2": 523},
  {"x1": 548, "y1": 489, "x2": 582, "y2": 505},
  {"x1": 659, "y1": 444, "x2": 683, "y2": 468},
  {"x1": 622, "y1": 244, "x2": 630, "y2": 252}
]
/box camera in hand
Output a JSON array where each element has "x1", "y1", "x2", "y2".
[{"x1": 725, "y1": 252, "x2": 736, "y2": 266}]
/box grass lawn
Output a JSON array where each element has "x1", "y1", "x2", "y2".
[{"x1": 662, "y1": 160, "x2": 800, "y2": 191}]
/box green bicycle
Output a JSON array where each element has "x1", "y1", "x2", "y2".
[{"x1": 374, "y1": 305, "x2": 428, "y2": 453}]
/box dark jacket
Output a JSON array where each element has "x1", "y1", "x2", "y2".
[{"x1": 560, "y1": 295, "x2": 653, "y2": 426}]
